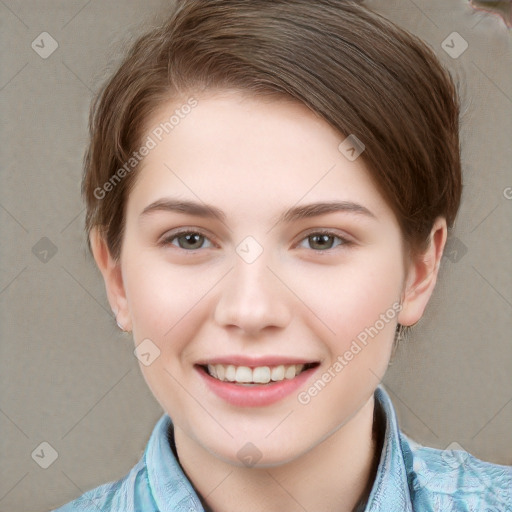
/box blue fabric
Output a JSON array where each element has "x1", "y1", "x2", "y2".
[{"x1": 53, "y1": 385, "x2": 512, "y2": 511}]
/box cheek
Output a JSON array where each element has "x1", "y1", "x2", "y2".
[
  {"x1": 123, "y1": 255, "x2": 209, "y2": 418},
  {"x1": 291, "y1": 249, "x2": 403, "y2": 351},
  {"x1": 124, "y1": 254, "x2": 205, "y2": 334},
  {"x1": 292, "y1": 255, "x2": 401, "y2": 425}
]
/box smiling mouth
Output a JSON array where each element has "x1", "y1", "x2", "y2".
[{"x1": 197, "y1": 362, "x2": 320, "y2": 386}]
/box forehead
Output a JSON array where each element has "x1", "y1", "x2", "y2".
[{"x1": 126, "y1": 91, "x2": 393, "y2": 225}]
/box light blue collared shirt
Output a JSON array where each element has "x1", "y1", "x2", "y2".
[{"x1": 53, "y1": 385, "x2": 512, "y2": 511}]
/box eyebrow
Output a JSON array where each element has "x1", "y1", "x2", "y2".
[{"x1": 139, "y1": 198, "x2": 376, "y2": 224}]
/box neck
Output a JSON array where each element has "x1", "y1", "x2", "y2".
[{"x1": 173, "y1": 394, "x2": 379, "y2": 512}]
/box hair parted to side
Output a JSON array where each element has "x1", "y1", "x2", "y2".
[{"x1": 82, "y1": 0, "x2": 463, "y2": 345}]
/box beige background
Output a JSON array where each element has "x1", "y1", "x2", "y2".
[{"x1": 0, "y1": 0, "x2": 511, "y2": 510}]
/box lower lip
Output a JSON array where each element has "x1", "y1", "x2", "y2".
[{"x1": 195, "y1": 365, "x2": 319, "y2": 407}]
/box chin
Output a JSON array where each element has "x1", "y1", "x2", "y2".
[{"x1": 202, "y1": 434, "x2": 316, "y2": 469}]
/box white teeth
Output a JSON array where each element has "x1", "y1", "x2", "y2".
[
  {"x1": 215, "y1": 364, "x2": 225, "y2": 381},
  {"x1": 253, "y1": 366, "x2": 271, "y2": 384},
  {"x1": 235, "y1": 366, "x2": 253, "y2": 383},
  {"x1": 205, "y1": 363, "x2": 307, "y2": 383},
  {"x1": 207, "y1": 364, "x2": 217, "y2": 378},
  {"x1": 285, "y1": 365, "x2": 296, "y2": 379},
  {"x1": 225, "y1": 364, "x2": 236, "y2": 381},
  {"x1": 271, "y1": 365, "x2": 285, "y2": 381}
]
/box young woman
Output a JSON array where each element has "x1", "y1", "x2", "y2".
[{"x1": 54, "y1": 0, "x2": 511, "y2": 510}]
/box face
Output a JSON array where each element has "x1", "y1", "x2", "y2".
[{"x1": 107, "y1": 91, "x2": 414, "y2": 465}]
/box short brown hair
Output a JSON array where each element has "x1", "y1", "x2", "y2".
[{"x1": 83, "y1": 0, "x2": 462, "y2": 342}]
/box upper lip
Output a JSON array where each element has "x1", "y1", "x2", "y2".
[{"x1": 195, "y1": 355, "x2": 320, "y2": 367}]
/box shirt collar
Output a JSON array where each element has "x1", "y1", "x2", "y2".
[
  {"x1": 145, "y1": 411, "x2": 203, "y2": 512},
  {"x1": 366, "y1": 385, "x2": 413, "y2": 511},
  {"x1": 145, "y1": 384, "x2": 413, "y2": 511}
]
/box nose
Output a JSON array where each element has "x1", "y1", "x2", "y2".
[{"x1": 213, "y1": 253, "x2": 292, "y2": 337}]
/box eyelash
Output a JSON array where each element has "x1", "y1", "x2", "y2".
[
  {"x1": 159, "y1": 228, "x2": 354, "y2": 253},
  {"x1": 296, "y1": 229, "x2": 354, "y2": 251}
]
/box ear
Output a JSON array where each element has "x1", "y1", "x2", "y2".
[
  {"x1": 90, "y1": 227, "x2": 132, "y2": 332},
  {"x1": 398, "y1": 217, "x2": 447, "y2": 327}
]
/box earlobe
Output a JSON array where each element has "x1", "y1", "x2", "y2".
[
  {"x1": 398, "y1": 217, "x2": 447, "y2": 327},
  {"x1": 90, "y1": 228, "x2": 132, "y2": 332}
]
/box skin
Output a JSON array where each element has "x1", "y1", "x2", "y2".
[{"x1": 91, "y1": 90, "x2": 447, "y2": 512}]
